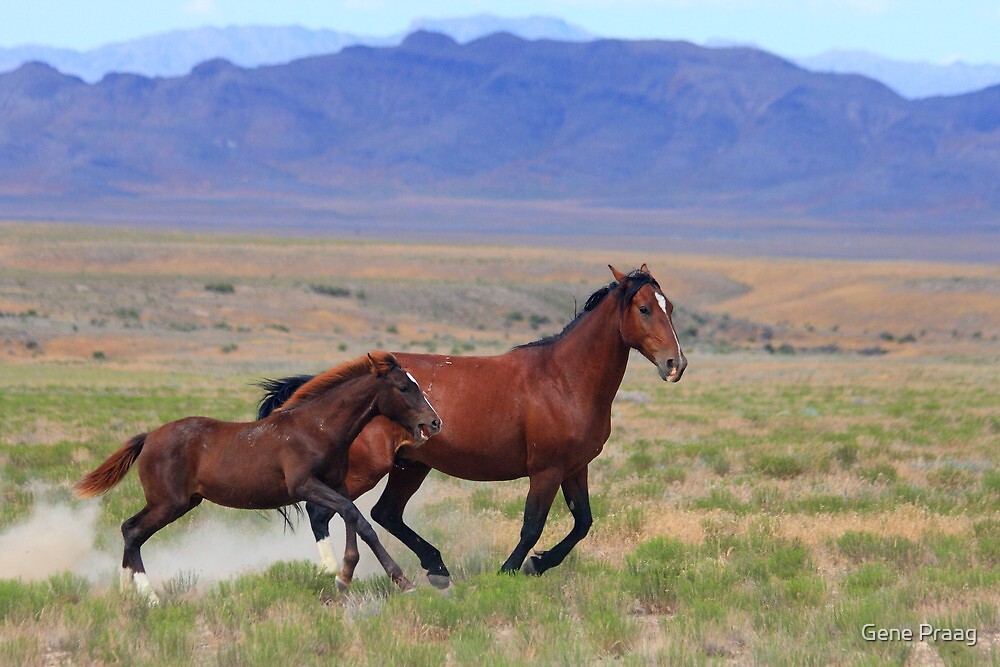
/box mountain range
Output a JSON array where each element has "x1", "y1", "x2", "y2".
[
  {"x1": 1, "y1": 16, "x2": 998, "y2": 99},
  {"x1": 1, "y1": 31, "x2": 998, "y2": 260}
]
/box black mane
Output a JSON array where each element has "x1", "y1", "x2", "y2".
[{"x1": 513, "y1": 269, "x2": 659, "y2": 350}]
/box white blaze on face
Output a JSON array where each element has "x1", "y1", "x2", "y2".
[
  {"x1": 405, "y1": 371, "x2": 418, "y2": 388},
  {"x1": 655, "y1": 292, "x2": 668, "y2": 315},
  {"x1": 655, "y1": 290, "x2": 683, "y2": 360}
]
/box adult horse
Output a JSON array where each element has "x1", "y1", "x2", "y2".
[
  {"x1": 75, "y1": 351, "x2": 441, "y2": 603},
  {"x1": 258, "y1": 265, "x2": 686, "y2": 589}
]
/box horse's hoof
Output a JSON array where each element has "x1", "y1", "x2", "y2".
[
  {"x1": 335, "y1": 575, "x2": 351, "y2": 592},
  {"x1": 398, "y1": 578, "x2": 417, "y2": 593},
  {"x1": 427, "y1": 574, "x2": 452, "y2": 590}
]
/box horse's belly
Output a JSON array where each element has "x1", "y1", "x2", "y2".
[
  {"x1": 410, "y1": 440, "x2": 526, "y2": 481},
  {"x1": 195, "y1": 456, "x2": 292, "y2": 509},
  {"x1": 198, "y1": 477, "x2": 292, "y2": 510}
]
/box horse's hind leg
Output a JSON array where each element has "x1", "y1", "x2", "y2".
[
  {"x1": 371, "y1": 461, "x2": 452, "y2": 588},
  {"x1": 306, "y1": 503, "x2": 339, "y2": 573},
  {"x1": 121, "y1": 497, "x2": 201, "y2": 604},
  {"x1": 296, "y1": 477, "x2": 414, "y2": 592},
  {"x1": 337, "y1": 522, "x2": 360, "y2": 592},
  {"x1": 523, "y1": 467, "x2": 592, "y2": 576},
  {"x1": 304, "y1": 503, "x2": 358, "y2": 591}
]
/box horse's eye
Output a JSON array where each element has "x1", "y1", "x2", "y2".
[
  {"x1": 398, "y1": 384, "x2": 410, "y2": 393},
  {"x1": 639, "y1": 305, "x2": 650, "y2": 315}
]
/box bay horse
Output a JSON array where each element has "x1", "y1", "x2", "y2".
[
  {"x1": 258, "y1": 265, "x2": 686, "y2": 589},
  {"x1": 75, "y1": 351, "x2": 441, "y2": 604}
]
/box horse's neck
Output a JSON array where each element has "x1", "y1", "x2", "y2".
[
  {"x1": 547, "y1": 296, "x2": 630, "y2": 405},
  {"x1": 304, "y1": 377, "x2": 379, "y2": 446}
]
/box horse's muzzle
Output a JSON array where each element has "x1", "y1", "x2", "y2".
[
  {"x1": 657, "y1": 355, "x2": 687, "y2": 383},
  {"x1": 413, "y1": 418, "x2": 442, "y2": 445}
]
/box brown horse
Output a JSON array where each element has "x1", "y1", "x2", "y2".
[
  {"x1": 258, "y1": 265, "x2": 686, "y2": 589},
  {"x1": 75, "y1": 351, "x2": 441, "y2": 603}
]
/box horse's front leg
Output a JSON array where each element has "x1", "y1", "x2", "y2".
[
  {"x1": 295, "y1": 477, "x2": 414, "y2": 592},
  {"x1": 371, "y1": 460, "x2": 452, "y2": 588},
  {"x1": 499, "y1": 469, "x2": 562, "y2": 574},
  {"x1": 522, "y1": 466, "x2": 592, "y2": 575}
]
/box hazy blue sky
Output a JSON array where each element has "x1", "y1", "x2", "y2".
[{"x1": 3, "y1": 0, "x2": 999, "y2": 64}]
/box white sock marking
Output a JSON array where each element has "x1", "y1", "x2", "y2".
[
  {"x1": 122, "y1": 568, "x2": 160, "y2": 604},
  {"x1": 133, "y1": 572, "x2": 153, "y2": 593},
  {"x1": 316, "y1": 536, "x2": 340, "y2": 573}
]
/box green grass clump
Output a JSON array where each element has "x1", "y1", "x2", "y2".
[
  {"x1": 205, "y1": 282, "x2": 235, "y2": 294},
  {"x1": 748, "y1": 454, "x2": 807, "y2": 479},
  {"x1": 842, "y1": 562, "x2": 897, "y2": 593},
  {"x1": 859, "y1": 462, "x2": 898, "y2": 484},
  {"x1": 833, "y1": 442, "x2": 859, "y2": 468},
  {"x1": 0, "y1": 573, "x2": 89, "y2": 623},
  {"x1": 833, "y1": 531, "x2": 923, "y2": 566},
  {"x1": 0, "y1": 636, "x2": 41, "y2": 665},
  {"x1": 309, "y1": 284, "x2": 350, "y2": 298},
  {"x1": 972, "y1": 519, "x2": 1000, "y2": 565},
  {"x1": 926, "y1": 464, "x2": 976, "y2": 491}
]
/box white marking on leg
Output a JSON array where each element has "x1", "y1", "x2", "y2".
[
  {"x1": 133, "y1": 572, "x2": 152, "y2": 593},
  {"x1": 316, "y1": 536, "x2": 340, "y2": 574},
  {"x1": 120, "y1": 567, "x2": 134, "y2": 589},
  {"x1": 132, "y1": 571, "x2": 160, "y2": 605}
]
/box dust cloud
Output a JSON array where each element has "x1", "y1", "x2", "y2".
[{"x1": 0, "y1": 479, "x2": 397, "y2": 589}]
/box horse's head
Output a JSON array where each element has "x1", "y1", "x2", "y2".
[
  {"x1": 368, "y1": 351, "x2": 442, "y2": 445},
  {"x1": 611, "y1": 264, "x2": 688, "y2": 382}
]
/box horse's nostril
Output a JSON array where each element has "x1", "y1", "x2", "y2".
[{"x1": 431, "y1": 419, "x2": 442, "y2": 430}]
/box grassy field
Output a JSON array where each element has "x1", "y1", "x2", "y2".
[{"x1": 1, "y1": 222, "x2": 998, "y2": 665}]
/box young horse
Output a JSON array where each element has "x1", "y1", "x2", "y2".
[
  {"x1": 258, "y1": 265, "x2": 686, "y2": 589},
  {"x1": 75, "y1": 351, "x2": 441, "y2": 603}
]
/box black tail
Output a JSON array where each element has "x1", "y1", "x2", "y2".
[
  {"x1": 255, "y1": 374, "x2": 316, "y2": 530},
  {"x1": 256, "y1": 374, "x2": 315, "y2": 420}
]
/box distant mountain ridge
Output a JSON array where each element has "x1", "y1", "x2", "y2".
[
  {"x1": 795, "y1": 50, "x2": 1000, "y2": 99},
  {"x1": 0, "y1": 25, "x2": 386, "y2": 83},
  {"x1": 2, "y1": 31, "x2": 999, "y2": 237},
  {"x1": 1, "y1": 15, "x2": 998, "y2": 98},
  {"x1": 0, "y1": 15, "x2": 588, "y2": 83}
]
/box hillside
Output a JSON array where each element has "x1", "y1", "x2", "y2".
[{"x1": 1, "y1": 33, "x2": 999, "y2": 260}]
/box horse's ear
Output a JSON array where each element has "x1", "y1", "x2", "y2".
[
  {"x1": 368, "y1": 351, "x2": 397, "y2": 377},
  {"x1": 639, "y1": 263, "x2": 649, "y2": 274},
  {"x1": 609, "y1": 265, "x2": 628, "y2": 282}
]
